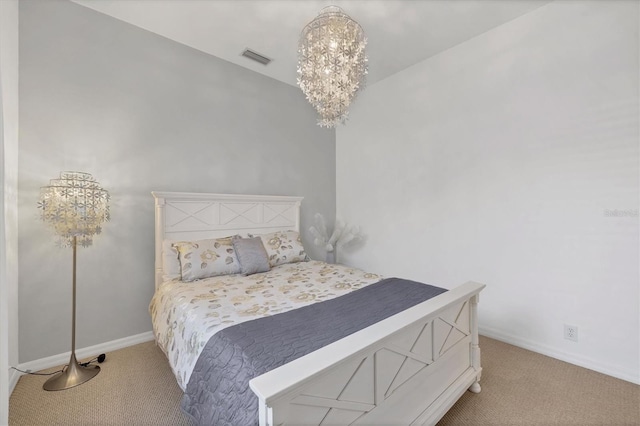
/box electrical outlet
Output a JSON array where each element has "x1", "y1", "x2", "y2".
[{"x1": 564, "y1": 324, "x2": 578, "y2": 342}]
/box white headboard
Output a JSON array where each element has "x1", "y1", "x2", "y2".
[{"x1": 152, "y1": 191, "x2": 303, "y2": 289}]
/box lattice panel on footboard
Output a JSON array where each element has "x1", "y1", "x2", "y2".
[{"x1": 278, "y1": 300, "x2": 472, "y2": 425}]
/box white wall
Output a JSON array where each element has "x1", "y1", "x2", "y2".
[
  {"x1": 0, "y1": 0, "x2": 20, "y2": 421},
  {"x1": 18, "y1": 0, "x2": 335, "y2": 363},
  {"x1": 337, "y1": 1, "x2": 639, "y2": 383}
]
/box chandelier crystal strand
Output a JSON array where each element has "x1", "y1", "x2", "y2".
[
  {"x1": 38, "y1": 171, "x2": 110, "y2": 248},
  {"x1": 297, "y1": 6, "x2": 368, "y2": 128}
]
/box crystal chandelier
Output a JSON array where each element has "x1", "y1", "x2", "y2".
[{"x1": 297, "y1": 6, "x2": 368, "y2": 128}]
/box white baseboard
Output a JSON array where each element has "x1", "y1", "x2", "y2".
[
  {"x1": 479, "y1": 326, "x2": 639, "y2": 385},
  {"x1": 8, "y1": 369, "x2": 19, "y2": 398},
  {"x1": 10, "y1": 331, "x2": 154, "y2": 395}
]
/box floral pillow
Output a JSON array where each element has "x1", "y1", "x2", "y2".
[
  {"x1": 252, "y1": 230, "x2": 308, "y2": 267},
  {"x1": 162, "y1": 240, "x2": 182, "y2": 282},
  {"x1": 173, "y1": 236, "x2": 241, "y2": 282}
]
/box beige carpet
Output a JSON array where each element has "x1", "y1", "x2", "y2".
[
  {"x1": 439, "y1": 337, "x2": 639, "y2": 425},
  {"x1": 9, "y1": 336, "x2": 640, "y2": 425}
]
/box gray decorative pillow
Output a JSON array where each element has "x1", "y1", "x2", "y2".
[{"x1": 233, "y1": 237, "x2": 271, "y2": 276}]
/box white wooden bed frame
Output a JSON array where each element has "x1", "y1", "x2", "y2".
[{"x1": 152, "y1": 191, "x2": 485, "y2": 426}]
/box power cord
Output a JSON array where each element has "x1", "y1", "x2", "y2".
[
  {"x1": 11, "y1": 353, "x2": 106, "y2": 376},
  {"x1": 79, "y1": 353, "x2": 106, "y2": 367},
  {"x1": 10, "y1": 367, "x2": 62, "y2": 376}
]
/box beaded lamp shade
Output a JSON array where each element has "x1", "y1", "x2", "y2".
[{"x1": 38, "y1": 171, "x2": 110, "y2": 247}]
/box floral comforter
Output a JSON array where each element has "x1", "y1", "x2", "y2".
[{"x1": 149, "y1": 261, "x2": 382, "y2": 390}]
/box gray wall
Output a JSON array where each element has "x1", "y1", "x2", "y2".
[
  {"x1": 19, "y1": 0, "x2": 335, "y2": 362},
  {"x1": 337, "y1": 1, "x2": 639, "y2": 382}
]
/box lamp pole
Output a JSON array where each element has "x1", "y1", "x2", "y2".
[{"x1": 43, "y1": 236, "x2": 100, "y2": 391}]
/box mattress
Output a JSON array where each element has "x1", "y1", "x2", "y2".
[{"x1": 149, "y1": 260, "x2": 382, "y2": 390}]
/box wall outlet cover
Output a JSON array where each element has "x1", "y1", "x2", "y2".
[{"x1": 564, "y1": 324, "x2": 578, "y2": 342}]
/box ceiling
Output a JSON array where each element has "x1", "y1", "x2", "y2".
[{"x1": 72, "y1": 0, "x2": 551, "y2": 87}]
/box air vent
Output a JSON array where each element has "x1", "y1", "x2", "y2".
[{"x1": 241, "y1": 48, "x2": 272, "y2": 65}]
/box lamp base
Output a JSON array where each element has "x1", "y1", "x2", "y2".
[{"x1": 43, "y1": 353, "x2": 100, "y2": 391}]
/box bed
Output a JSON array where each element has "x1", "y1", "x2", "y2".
[{"x1": 151, "y1": 191, "x2": 485, "y2": 426}]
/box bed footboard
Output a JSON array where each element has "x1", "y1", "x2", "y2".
[{"x1": 250, "y1": 281, "x2": 485, "y2": 426}]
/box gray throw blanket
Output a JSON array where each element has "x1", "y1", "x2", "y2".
[{"x1": 181, "y1": 277, "x2": 446, "y2": 426}]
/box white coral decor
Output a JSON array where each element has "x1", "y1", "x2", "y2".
[{"x1": 309, "y1": 213, "x2": 361, "y2": 258}]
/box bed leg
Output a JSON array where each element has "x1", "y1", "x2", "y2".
[
  {"x1": 468, "y1": 381, "x2": 481, "y2": 393},
  {"x1": 468, "y1": 293, "x2": 482, "y2": 394}
]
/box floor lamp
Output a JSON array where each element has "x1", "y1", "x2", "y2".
[{"x1": 38, "y1": 171, "x2": 110, "y2": 391}]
